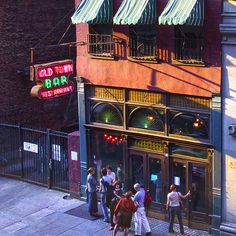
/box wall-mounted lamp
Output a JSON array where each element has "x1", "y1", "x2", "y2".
[{"x1": 229, "y1": 124, "x2": 236, "y2": 136}]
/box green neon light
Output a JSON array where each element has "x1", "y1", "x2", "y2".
[{"x1": 43, "y1": 75, "x2": 69, "y2": 89}]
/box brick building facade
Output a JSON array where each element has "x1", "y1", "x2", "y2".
[
  {"x1": 72, "y1": 0, "x2": 221, "y2": 234},
  {"x1": 0, "y1": 1, "x2": 77, "y2": 131}
]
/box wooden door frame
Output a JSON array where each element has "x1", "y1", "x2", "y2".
[
  {"x1": 188, "y1": 161, "x2": 211, "y2": 230},
  {"x1": 170, "y1": 157, "x2": 211, "y2": 230},
  {"x1": 128, "y1": 149, "x2": 168, "y2": 219}
]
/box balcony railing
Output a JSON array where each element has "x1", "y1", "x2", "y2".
[
  {"x1": 174, "y1": 37, "x2": 204, "y2": 64},
  {"x1": 129, "y1": 37, "x2": 158, "y2": 61},
  {"x1": 88, "y1": 34, "x2": 114, "y2": 58}
]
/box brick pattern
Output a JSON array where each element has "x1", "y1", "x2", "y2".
[{"x1": 0, "y1": 1, "x2": 77, "y2": 131}]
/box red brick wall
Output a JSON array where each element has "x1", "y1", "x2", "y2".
[
  {"x1": 0, "y1": 1, "x2": 78, "y2": 131},
  {"x1": 75, "y1": 0, "x2": 221, "y2": 97}
]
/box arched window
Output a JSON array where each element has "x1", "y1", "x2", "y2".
[
  {"x1": 170, "y1": 113, "x2": 209, "y2": 139},
  {"x1": 91, "y1": 103, "x2": 123, "y2": 126},
  {"x1": 128, "y1": 108, "x2": 164, "y2": 131}
]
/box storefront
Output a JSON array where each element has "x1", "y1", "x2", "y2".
[{"x1": 84, "y1": 85, "x2": 213, "y2": 230}]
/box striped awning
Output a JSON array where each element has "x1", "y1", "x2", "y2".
[
  {"x1": 71, "y1": 0, "x2": 112, "y2": 24},
  {"x1": 113, "y1": 0, "x2": 157, "y2": 25},
  {"x1": 158, "y1": 0, "x2": 204, "y2": 26}
]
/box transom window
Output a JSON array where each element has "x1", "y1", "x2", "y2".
[
  {"x1": 91, "y1": 103, "x2": 123, "y2": 126},
  {"x1": 128, "y1": 107, "x2": 164, "y2": 131},
  {"x1": 169, "y1": 112, "x2": 209, "y2": 139}
]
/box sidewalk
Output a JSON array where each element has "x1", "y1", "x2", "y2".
[{"x1": 0, "y1": 177, "x2": 211, "y2": 236}]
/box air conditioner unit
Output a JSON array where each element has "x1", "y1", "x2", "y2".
[{"x1": 229, "y1": 125, "x2": 236, "y2": 136}]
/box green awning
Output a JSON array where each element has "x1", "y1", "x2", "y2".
[
  {"x1": 113, "y1": 0, "x2": 157, "y2": 25},
  {"x1": 158, "y1": 0, "x2": 204, "y2": 26},
  {"x1": 71, "y1": 0, "x2": 112, "y2": 24}
]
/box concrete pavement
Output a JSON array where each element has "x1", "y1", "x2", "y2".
[{"x1": 0, "y1": 177, "x2": 211, "y2": 236}]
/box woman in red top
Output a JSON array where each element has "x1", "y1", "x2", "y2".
[{"x1": 112, "y1": 191, "x2": 137, "y2": 236}]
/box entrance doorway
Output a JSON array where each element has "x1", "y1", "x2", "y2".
[
  {"x1": 170, "y1": 159, "x2": 210, "y2": 230},
  {"x1": 128, "y1": 149, "x2": 211, "y2": 230},
  {"x1": 128, "y1": 150, "x2": 166, "y2": 219}
]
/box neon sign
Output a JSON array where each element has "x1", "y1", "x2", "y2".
[{"x1": 31, "y1": 59, "x2": 74, "y2": 99}]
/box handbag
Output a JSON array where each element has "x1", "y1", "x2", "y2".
[{"x1": 177, "y1": 192, "x2": 183, "y2": 210}]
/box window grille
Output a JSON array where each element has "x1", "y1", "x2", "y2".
[
  {"x1": 129, "y1": 139, "x2": 163, "y2": 152},
  {"x1": 129, "y1": 25, "x2": 158, "y2": 61},
  {"x1": 128, "y1": 90, "x2": 164, "y2": 105},
  {"x1": 93, "y1": 87, "x2": 124, "y2": 101},
  {"x1": 174, "y1": 26, "x2": 204, "y2": 64},
  {"x1": 169, "y1": 95, "x2": 210, "y2": 111}
]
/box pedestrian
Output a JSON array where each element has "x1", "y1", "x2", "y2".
[
  {"x1": 166, "y1": 184, "x2": 191, "y2": 235},
  {"x1": 109, "y1": 181, "x2": 123, "y2": 231},
  {"x1": 133, "y1": 183, "x2": 152, "y2": 236},
  {"x1": 86, "y1": 167, "x2": 99, "y2": 217},
  {"x1": 107, "y1": 164, "x2": 116, "y2": 184},
  {"x1": 112, "y1": 191, "x2": 137, "y2": 236},
  {"x1": 99, "y1": 167, "x2": 112, "y2": 222}
]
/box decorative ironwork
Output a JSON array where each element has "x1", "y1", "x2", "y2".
[
  {"x1": 129, "y1": 25, "x2": 158, "y2": 61},
  {"x1": 91, "y1": 103, "x2": 123, "y2": 126},
  {"x1": 174, "y1": 27, "x2": 204, "y2": 65},
  {"x1": 170, "y1": 112, "x2": 209, "y2": 139},
  {"x1": 93, "y1": 87, "x2": 124, "y2": 101},
  {"x1": 128, "y1": 107, "x2": 164, "y2": 131},
  {"x1": 88, "y1": 34, "x2": 114, "y2": 58},
  {"x1": 169, "y1": 95, "x2": 210, "y2": 111},
  {"x1": 130, "y1": 139, "x2": 163, "y2": 152},
  {"x1": 174, "y1": 37, "x2": 204, "y2": 64},
  {"x1": 128, "y1": 90, "x2": 164, "y2": 105}
]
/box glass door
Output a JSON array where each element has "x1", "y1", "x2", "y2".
[
  {"x1": 148, "y1": 154, "x2": 165, "y2": 211},
  {"x1": 170, "y1": 160, "x2": 188, "y2": 218},
  {"x1": 128, "y1": 150, "x2": 166, "y2": 218},
  {"x1": 189, "y1": 163, "x2": 209, "y2": 227},
  {"x1": 170, "y1": 158, "x2": 210, "y2": 229},
  {"x1": 128, "y1": 150, "x2": 145, "y2": 189}
]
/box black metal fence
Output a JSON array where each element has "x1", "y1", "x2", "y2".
[{"x1": 0, "y1": 124, "x2": 69, "y2": 192}]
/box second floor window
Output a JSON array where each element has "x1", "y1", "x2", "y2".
[
  {"x1": 129, "y1": 25, "x2": 157, "y2": 61},
  {"x1": 174, "y1": 26, "x2": 204, "y2": 65},
  {"x1": 88, "y1": 24, "x2": 114, "y2": 58}
]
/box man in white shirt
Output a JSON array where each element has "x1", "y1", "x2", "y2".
[
  {"x1": 133, "y1": 183, "x2": 152, "y2": 236},
  {"x1": 106, "y1": 165, "x2": 116, "y2": 184}
]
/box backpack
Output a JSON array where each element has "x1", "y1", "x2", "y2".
[
  {"x1": 144, "y1": 190, "x2": 153, "y2": 208},
  {"x1": 101, "y1": 178, "x2": 114, "y2": 196}
]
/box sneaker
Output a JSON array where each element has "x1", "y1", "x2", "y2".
[
  {"x1": 145, "y1": 232, "x2": 152, "y2": 236},
  {"x1": 103, "y1": 219, "x2": 110, "y2": 223},
  {"x1": 109, "y1": 227, "x2": 114, "y2": 231}
]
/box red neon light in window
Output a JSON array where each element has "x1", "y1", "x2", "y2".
[{"x1": 103, "y1": 133, "x2": 123, "y2": 144}]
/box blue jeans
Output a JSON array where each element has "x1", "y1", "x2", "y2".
[
  {"x1": 100, "y1": 192, "x2": 109, "y2": 221},
  {"x1": 169, "y1": 206, "x2": 184, "y2": 234}
]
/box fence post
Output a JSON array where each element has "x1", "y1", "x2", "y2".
[
  {"x1": 18, "y1": 124, "x2": 24, "y2": 178},
  {"x1": 46, "y1": 129, "x2": 52, "y2": 189}
]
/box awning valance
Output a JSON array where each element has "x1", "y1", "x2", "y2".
[
  {"x1": 71, "y1": 0, "x2": 112, "y2": 24},
  {"x1": 158, "y1": 0, "x2": 204, "y2": 26},
  {"x1": 113, "y1": 0, "x2": 157, "y2": 25}
]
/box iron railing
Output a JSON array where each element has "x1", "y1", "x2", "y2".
[
  {"x1": 88, "y1": 34, "x2": 114, "y2": 57},
  {"x1": 174, "y1": 37, "x2": 204, "y2": 64},
  {"x1": 129, "y1": 37, "x2": 158, "y2": 61}
]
